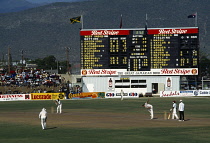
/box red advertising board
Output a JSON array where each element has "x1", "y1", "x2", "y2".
[
  {"x1": 148, "y1": 28, "x2": 198, "y2": 35},
  {"x1": 80, "y1": 30, "x2": 130, "y2": 36}
]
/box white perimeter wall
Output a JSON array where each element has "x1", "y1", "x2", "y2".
[{"x1": 82, "y1": 76, "x2": 180, "y2": 94}]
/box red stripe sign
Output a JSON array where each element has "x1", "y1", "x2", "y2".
[
  {"x1": 148, "y1": 28, "x2": 198, "y2": 35},
  {"x1": 80, "y1": 30, "x2": 130, "y2": 36}
]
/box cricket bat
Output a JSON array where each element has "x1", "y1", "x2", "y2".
[
  {"x1": 167, "y1": 109, "x2": 172, "y2": 119},
  {"x1": 167, "y1": 112, "x2": 171, "y2": 119},
  {"x1": 54, "y1": 100, "x2": 58, "y2": 105}
]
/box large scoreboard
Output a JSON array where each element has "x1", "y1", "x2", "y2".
[{"x1": 80, "y1": 27, "x2": 199, "y2": 76}]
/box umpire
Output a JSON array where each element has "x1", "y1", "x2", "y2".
[{"x1": 178, "y1": 100, "x2": 185, "y2": 121}]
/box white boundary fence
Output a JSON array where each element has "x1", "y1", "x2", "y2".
[
  {"x1": 160, "y1": 90, "x2": 210, "y2": 97},
  {"x1": 0, "y1": 94, "x2": 30, "y2": 101}
]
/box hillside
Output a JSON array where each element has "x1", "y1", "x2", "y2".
[
  {"x1": 0, "y1": 0, "x2": 90, "y2": 13},
  {"x1": 0, "y1": 0, "x2": 209, "y2": 65},
  {"x1": 26, "y1": 0, "x2": 88, "y2": 3},
  {"x1": 0, "y1": 0, "x2": 42, "y2": 13}
]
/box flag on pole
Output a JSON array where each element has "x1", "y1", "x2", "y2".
[
  {"x1": 187, "y1": 12, "x2": 197, "y2": 26},
  {"x1": 70, "y1": 16, "x2": 81, "y2": 24},
  {"x1": 188, "y1": 13, "x2": 196, "y2": 18},
  {"x1": 120, "y1": 14, "x2": 122, "y2": 28}
]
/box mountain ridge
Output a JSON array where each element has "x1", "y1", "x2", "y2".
[
  {"x1": 0, "y1": 0, "x2": 209, "y2": 64},
  {"x1": 0, "y1": 0, "x2": 43, "y2": 13}
]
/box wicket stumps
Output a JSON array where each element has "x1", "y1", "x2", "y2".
[
  {"x1": 51, "y1": 106, "x2": 54, "y2": 113},
  {"x1": 164, "y1": 111, "x2": 167, "y2": 120}
]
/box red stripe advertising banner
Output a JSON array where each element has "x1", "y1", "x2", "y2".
[
  {"x1": 148, "y1": 28, "x2": 198, "y2": 35},
  {"x1": 80, "y1": 30, "x2": 130, "y2": 36}
]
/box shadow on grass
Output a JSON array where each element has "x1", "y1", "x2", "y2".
[{"x1": 46, "y1": 127, "x2": 57, "y2": 130}]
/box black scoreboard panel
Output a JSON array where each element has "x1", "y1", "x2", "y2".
[
  {"x1": 80, "y1": 28, "x2": 199, "y2": 71},
  {"x1": 109, "y1": 35, "x2": 128, "y2": 69},
  {"x1": 179, "y1": 34, "x2": 199, "y2": 68},
  {"x1": 148, "y1": 28, "x2": 199, "y2": 69},
  {"x1": 81, "y1": 35, "x2": 109, "y2": 69},
  {"x1": 149, "y1": 34, "x2": 180, "y2": 69},
  {"x1": 127, "y1": 30, "x2": 150, "y2": 71}
]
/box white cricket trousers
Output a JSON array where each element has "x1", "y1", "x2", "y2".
[
  {"x1": 172, "y1": 110, "x2": 179, "y2": 119},
  {"x1": 40, "y1": 117, "x2": 47, "y2": 130},
  {"x1": 148, "y1": 108, "x2": 154, "y2": 119},
  {"x1": 57, "y1": 104, "x2": 62, "y2": 113}
]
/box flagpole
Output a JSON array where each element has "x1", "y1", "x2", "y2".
[
  {"x1": 195, "y1": 12, "x2": 197, "y2": 27},
  {"x1": 145, "y1": 13, "x2": 148, "y2": 29},
  {"x1": 144, "y1": 13, "x2": 148, "y2": 35},
  {"x1": 120, "y1": 14, "x2": 122, "y2": 28},
  {"x1": 81, "y1": 15, "x2": 84, "y2": 29},
  {"x1": 146, "y1": 13, "x2": 148, "y2": 24}
]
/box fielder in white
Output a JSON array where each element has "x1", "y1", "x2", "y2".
[
  {"x1": 120, "y1": 89, "x2": 124, "y2": 101},
  {"x1": 55, "y1": 98, "x2": 62, "y2": 114},
  {"x1": 39, "y1": 108, "x2": 47, "y2": 130},
  {"x1": 171, "y1": 101, "x2": 179, "y2": 119},
  {"x1": 142, "y1": 99, "x2": 154, "y2": 119}
]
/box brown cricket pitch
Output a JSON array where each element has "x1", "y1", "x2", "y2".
[{"x1": 0, "y1": 109, "x2": 208, "y2": 129}]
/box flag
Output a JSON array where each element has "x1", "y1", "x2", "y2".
[
  {"x1": 188, "y1": 13, "x2": 196, "y2": 18},
  {"x1": 120, "y1": 14, "x2": 122, "y2": 28},
  {"x1": 70, "y1": 16, "x2": 81, "y2": 24}
]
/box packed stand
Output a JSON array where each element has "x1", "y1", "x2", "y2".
[{"x1": 0, "y1": 69, "x2": 67, "y2": 94}]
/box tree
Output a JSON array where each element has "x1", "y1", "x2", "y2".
[
  {"x1": 199, "y1": 55, "x2": 210, "y2": 77},
  {"x1": 27, "y1": 55, "x2": 70, "y2": 73},
  {"x1": 43, "y1": 55, "x2": 57, "y2": 70},
  {"x1": 29, "y1": 55, "x2": 57, "y2": 70},
  {"x1": 58, "y1": 61, "x2": 68, "y2": 74}
]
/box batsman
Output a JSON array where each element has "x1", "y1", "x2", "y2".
[
  {"x1": 168, "y1": 101, "x2": 179, "y2": 119},
  {"x1": 54, "y1": 98, "x2": 62, "y2": 114}
]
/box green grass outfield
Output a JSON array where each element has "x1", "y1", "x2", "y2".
[{"x1": 0, "y1": 97, "x2": 210, "y2": 143}]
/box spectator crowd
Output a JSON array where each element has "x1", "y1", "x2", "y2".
[{"x1": 0, "y1": 69, "x2": 68, "y2": 94}]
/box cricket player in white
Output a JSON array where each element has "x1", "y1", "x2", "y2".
[
  {"x1": 142, "y1": 99, "x2": 154, "y2": 119},
  {"x1": 172, "y1": 101, "x2": 179, "y2": 119},
  {"x1": 56, "y1": 98, "x2": 62, "y2": 114},
  {"x1": 120, "y1": 89, "x2": 124, "y2": 101},
  {"x1": 39, "y1": 108, "x2": 47, "y2": 130}
]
